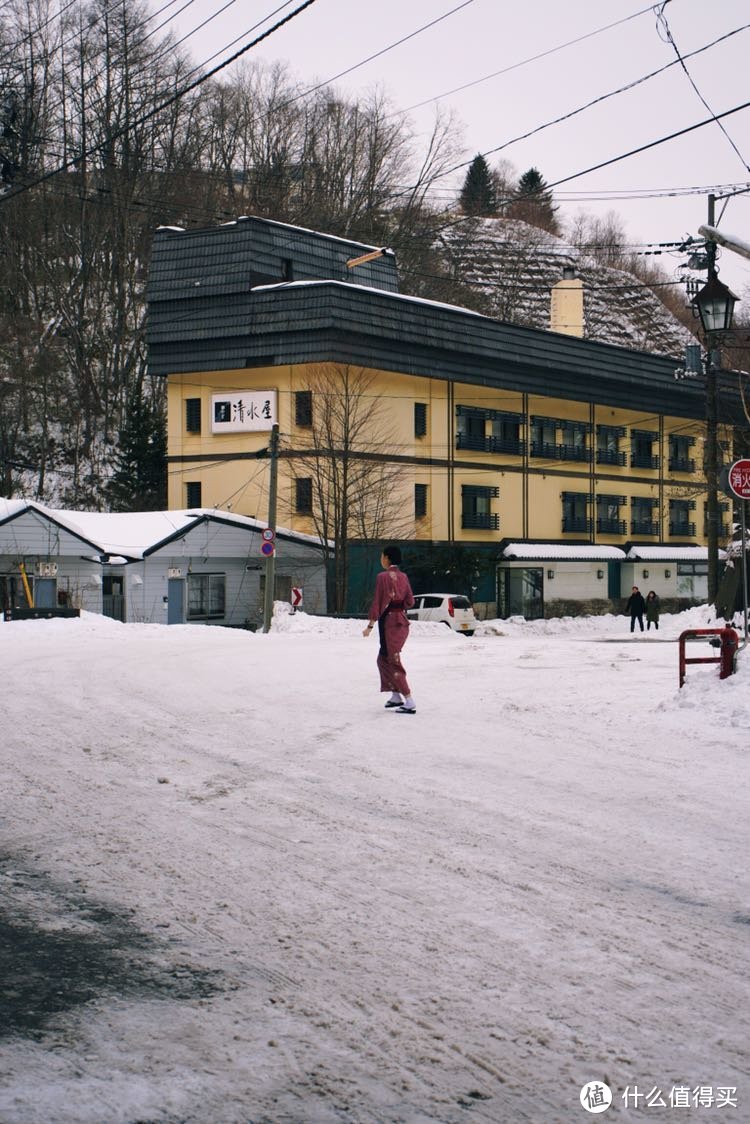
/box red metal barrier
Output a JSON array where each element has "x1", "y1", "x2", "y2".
[{"x1": 678, "y1": 627, "x2": 739, "y2": 688}]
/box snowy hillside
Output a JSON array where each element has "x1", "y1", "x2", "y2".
[{"x1": 438, "y1": 217, "x2": 696, "y2": 357}]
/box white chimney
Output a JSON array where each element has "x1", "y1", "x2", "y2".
[{"x1": 550, "y1": 268, "x2": 585, "y2": 337}]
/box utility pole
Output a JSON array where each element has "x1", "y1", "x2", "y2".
[
  {"x1": 704, "y1": 194, "x2": 720, "y2": 604},
  {"x1": 262, "y1": 424, "x2": 279, "y2": 633}
]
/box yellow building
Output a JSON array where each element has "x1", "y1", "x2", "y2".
[{"x1": 148, "y1": 217, "x2": 739, "y2": 617}]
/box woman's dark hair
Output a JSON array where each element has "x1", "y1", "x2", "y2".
[{"x1": 382, "y1": 544, "x2": 402, "y2": 565}]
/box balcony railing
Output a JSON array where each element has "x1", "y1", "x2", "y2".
[
  {"x1": 456, "y1": 433, "x2": 524, "y2": 456},
  {"x1": 630, "y1": 520, "x2": 659, "y2": 536},
  {"x1": 596, "y1": 449, "x2": 627, "y2": 466},
  {"x1": 668, "y1": 458, "x2": 695, "y2": 473},
  {"x1": 562, "y1": 517, "x2": 592, "y2": 533},
  {"x1": 530, "y1": 441, "x2": 590, "y2": 461},
  {"x1": 462, "y1": 513, "x2": 500, "y2": 530},
  {"x1": 631, "y1": 453, "x2": 660, "y2": 470},
  {"x1": 669, "y1": 522, "x2": 696, "y2": 537},
  {"x1": 596, "y1": 517, "x2": 626, "y2": 535}
]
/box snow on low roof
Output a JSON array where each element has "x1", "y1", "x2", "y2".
[
  {"x1": 626, "y1": 545, "x2": 727, "y2": 561},
  {"x1": 1, "y1": 502, "x2": 329, "y2": 560},
  {"x1": 250, "y1": 278, "x2": 488, "y2": 318},
  {"x1": 502, "y1": 543, "x2": 626, "y2": 561}
]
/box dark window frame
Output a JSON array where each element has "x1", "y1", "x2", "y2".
[
  {"x1": 186, "y1": 481, "x2": 202, "y2": 508},
  {"x1": 185, "y1": 398, "x2": 202, "y2": 434},
  {"x1": 414, "y1": 482, "x2": 428, "y2": 519},
  {"x1": 187, "y1": 573, "x2": 226, "y2": 620},
  {"x1": 295, "y1": 477, "x2": 313, "y2": 514},
  {"x1": 295, "y1": 390, "x2": 313, "y2": 427}
]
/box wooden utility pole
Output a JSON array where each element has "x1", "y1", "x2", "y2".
[{"x1": 262, "y1": 425, "x2": 280, "y2": 633}]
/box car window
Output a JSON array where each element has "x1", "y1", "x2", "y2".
[
  {"x1": 451, "y1": 596, "x2": 472, "y2": 609},
  {"x1": 423, "y1": 596, "x2": 442, "y2": 608}
]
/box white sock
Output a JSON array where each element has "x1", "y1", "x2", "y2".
[
  {"x1": 402, "y1": 695, "x2": 416, "y2": 710},
  {"x1": 389, "y1": 692, "x2": 402, "y2": 703}
]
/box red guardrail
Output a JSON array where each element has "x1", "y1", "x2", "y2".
[{"x1": 678, "y1": 627, "x2": 739, "y2": 688}]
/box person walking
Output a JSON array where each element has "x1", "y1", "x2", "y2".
[
  {"x1": 362, "y1": 545, "x2": 417, "y2": 713},
  {"x1": 625, "y1": 585, "x2": 646, "y2": 633},
  {"x1": 646, "y1": 590, "x2": 660, "y2": 631}
]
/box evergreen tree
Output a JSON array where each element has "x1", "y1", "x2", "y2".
[
  {"x1": 459, "y1": 154, "x2": 497, "y2": 216},
  {"x1": 107, "y1": 390, "x2": 167, "y2": 511},
  {"x1": 509, "y1": 167, "x2": 560, "y2": 234}
]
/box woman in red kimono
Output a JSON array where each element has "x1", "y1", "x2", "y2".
[{"x1": 362, "y1": 545, "x2": 417, "y2": 713}]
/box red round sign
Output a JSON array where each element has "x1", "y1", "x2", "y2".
[
  {"x1": 728, "y1": 459, "x2": 750, "y2": 499},
  {"x1": 260, "y1": 541, "x2": 275, "y2": 556},
  {"x1": 262, "y1": 528, "x2": 275, "y2": 541}
]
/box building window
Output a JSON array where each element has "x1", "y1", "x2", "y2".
[
  {"x1": 703, "y1": 501, "x2": 730, "y2": 538},
  {"x1": 186, "y1": 481, "x2": 202, "y2": 507},
  {"x1": 631, "y1": 429, "x2": 659, "y2": 470},
  {"x1": 461, "y1": 484, "x2": 499, "y2": 530},
  {"x1": 187, "y1": 574, "x2": 225, "y2": 620},
  {"x1": 669, "y1": 499, "x2": 696, "y2": 537},
  {"x1": 295, "y1": 477, "x2": 313, "y2": 514},
  {"x1": 185, "y1": 398, "x2": 201, "y2": 434},
  {"x1": 456, "y1": 408, "x2": 487, "y2": 451},
  {"x1": 415, "y1": 483, "x2": 427, "y2": 519},
  {"x1": 560, "y1": 421, "x2": 590, "y2": 462},
  {"x1": 282, "y1": 258, "x2": 294, "y2": 282},
  {"x1": 596, "y1": 425, "x2": 626, "y2": 466},
  {"x1": 491, "y1": 413, "x2": 524, "y2": 455},
  {"x1": 596, "y1": 494, "x2": 626, "y2": 535},
  {"x1": 668, "y1": 434, "x2": 695, "y2": 473},
  {"x1": 631, "y1": 496, "x2": 659, "y2": 535},
  {"x1": 414, "y1": 402, "x2": 427, "y2": 438},
  {"x1": 561, "y1": 491, "x2": 591, "y2": 533},
  {"x1": 295, "y1": 390, "x2": 312, "y2": 426},
  {"x1": 530, "y1": 416, "x2": 559, "y2": 458}
]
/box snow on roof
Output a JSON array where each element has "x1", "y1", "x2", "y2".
[
  {"x1": 0, "y1": 501, "x2": 329, "y2": 560},
  {"x1": 250, "y1": 278, "x2": 487, "y2": 318},
  {"x1": 626, "y1": 545, "x2": 727, "y2": 561},
  {"x1": 502, "y1": 543, "x2": 626, "y2": 561}
]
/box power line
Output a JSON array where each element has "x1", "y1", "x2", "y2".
[
  {"x1": 655, "y1": 2, "x2": 750, "y2": 173},
  {"x1": 397, "y1": 0, "x2": 663, "y2": 116},
  {"x1": 0, "y1": 0, "x2": 320, "y2": 204}
]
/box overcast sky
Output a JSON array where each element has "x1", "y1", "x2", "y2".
[{"x1": 169, "y1": 0, "x2": 750, "y2": 306}]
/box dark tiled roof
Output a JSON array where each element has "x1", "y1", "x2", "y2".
[
  {"x1": 146, "y1": 219, "x2": 740, "y2": 422},
  {"x1": 147, "y1": 216, "x2": 398, "y2": 302}
]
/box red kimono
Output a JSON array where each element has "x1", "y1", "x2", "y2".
[{"x1": 369, "y1": 565, "x2": 415, "y2": 696}]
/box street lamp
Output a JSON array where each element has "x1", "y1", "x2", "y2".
[
  {"x1": 691, "y1": 273, "x2": 738, "y2": 336},
  {"x1": 691, "y1": 272, "x2": 739, "y2": 605}
]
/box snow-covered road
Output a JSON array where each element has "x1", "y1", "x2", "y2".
[{"x1": 1, "y1": 610, "x2": 747, "y2": 1122}]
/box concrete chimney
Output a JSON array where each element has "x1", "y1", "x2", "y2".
[{"x1": 550, "y1": 269, "x2": 585, "y2": 337}]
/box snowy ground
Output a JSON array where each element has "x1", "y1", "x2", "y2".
[{"x1": 0, "y1": 605, "x2": 748, "y2": 1123}]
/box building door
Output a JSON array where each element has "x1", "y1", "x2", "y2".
[
  {"x1": 34, "y1": 578, "x2": 57, "y2": 608},
  {"x1": 607, "y1": 562, "x2": 621, "y2": 600},
  {"x1": 102, "y1": 575, "x2": 125, "y2": 621},
  {"x1": 167, "y1": 578, "x2": 185, "y2": 624},
  {"x1": 498, "y1": 567, "x2": 544, "y2": 619}
]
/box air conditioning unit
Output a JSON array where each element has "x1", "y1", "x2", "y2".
[{"x1": 36, "y1": 562, "x2": 58, "y2": 577}]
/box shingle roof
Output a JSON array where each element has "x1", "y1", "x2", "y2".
[{"x1": 145, "y1": 217, "x2": 742, "y2": 423}]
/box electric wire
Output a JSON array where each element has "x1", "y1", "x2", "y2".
[
  {"x1": 397, "y1": 0, "x2": 664, "y2": 116},
  {"x1": 655, "y1": 2, "x2": 750, "y2": 173},
  {"x1": 0, "y1": 0, "x2": 320, "y2": 204}
]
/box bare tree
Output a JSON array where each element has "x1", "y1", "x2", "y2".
[{"x1": 286, "y1": 363, "x2": 412, "y2": 612}]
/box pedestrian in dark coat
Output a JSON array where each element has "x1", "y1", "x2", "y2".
[
  {"x1": 646, "y1": 590, "x2": 660, "y2": 630},
  {"x1": 363, "y1": 545, "x2": 416, "y2": 713},
  {"x1": 625, "y1": 585, "x2": 646, "y2": 632}
]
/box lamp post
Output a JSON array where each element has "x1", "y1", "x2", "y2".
[{"x1": 691, "y1": 269, "x2": 738, "y2": 603}]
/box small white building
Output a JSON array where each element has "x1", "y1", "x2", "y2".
[
  {"x1": 498, "y1": 542, "x2": 723, "y2": 618},
  {"x1": 0, "y1": 501, "x2": 328, "y2": 626}
]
